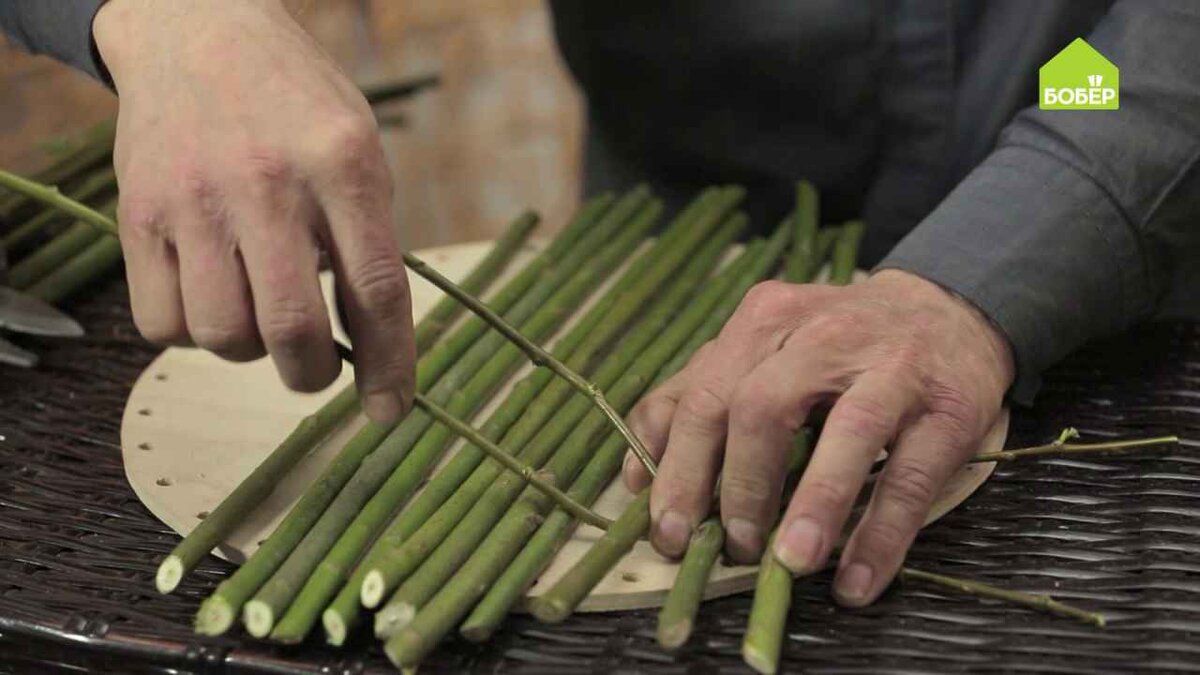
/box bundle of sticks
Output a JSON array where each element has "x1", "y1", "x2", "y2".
[{"x1": 2, "y1": 132, "x2": 1177, "y2": 674}]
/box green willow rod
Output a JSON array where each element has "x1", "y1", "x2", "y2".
[
  {"x1": 239, "y1": 190, "x2": 657, "y2": 637},
  {"x1": 191, "y1": 195, "x2": 620, "y2": 633},
  {"x1": 458, "y1": 245, "x2": 764, "y2": 642},
  {"x1": 271, "y1": 199, "x2": 674, "y2": 643},
  {"x1": 357, "y1": 192, "x2": 746, "y2": 614},
  {"x1": 154, "y1": 211, "x2": 539, "y2": 595},
  {"x1": 373, "y1": 215, "x2": 749, "y2": 647},
  {"x1": 318, "y1": 190, "x2": 726, "y2": 645}
]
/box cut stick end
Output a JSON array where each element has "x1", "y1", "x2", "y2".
[
  {"x1": 657, "y1": 619, "x2": 693, "y2": 650},
  {"x1": 742, "y1": 642, "x2": 779, "y2": 675},
  {"x1": 383, "y1": 630, "x2": 424, "y2": 670},
  {"x1": 322, "y1": 610, "x2": 347, "y2": 646},
  {"x1": 374, "y1": 602, "x2": 416, "y2": 639},
  {"x1": 243, "y1": 600, "x2": 275, "y2": 638},
  {"x1": 156, "y1": 556, "x2": 183, "y2": 594},
  {"x1": 459, "y1": 621, "x2": 495, "y2": 644},
  {"x1": 528, "y1": 597, "x2": 569, "y2": 624},
  {"x1": 194, "y1": 596, "x2": 235, "y2": 636},
  {"x1": 361, "y1": 570, "x2": 386, "y2": 608}
]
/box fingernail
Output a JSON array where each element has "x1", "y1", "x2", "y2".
[
  {"x1": 774, "y1": 517, "x2": 824, "y2": 574},
  {"x1": 364, "y1": 393, "x2": 404, "y2": 424},
  {"x1": 724, "y1": 518, "x2": 764, "y2": 563},
  {"x1": 654, "y1": 510, "x2": 691, "y2": 558},
  {"x1": 835, "y1": 562, "x2": 875, "y2": 606}
]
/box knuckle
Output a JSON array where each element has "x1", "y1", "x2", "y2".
[
  {"x1": 676, "y1": 384, "x2": 730, "y2": 430},
  {"x1": 802, "y1": 476, "x2": 858, "y2": 512},
  {"x1": 721, "y1": 472, "x2": 776, "y2": 507},
  {"x1": 857, "y1": 517, "x2": 911, "y2": 554},
  {"x1": 242, "y1": 146, "x2": 293, "y2": 187},
  {"x1": 349, "y1": 256, "x2": 410, "y2": 318},
  {"x1": 117, "y1": 197, "x2": 168, "y2": 241},
  {"x1": 925, "y1": 385, "x2": 983, "y2": 440},
  {"x1": 798, "y1": 312, "x2": 854, "y2": 346},
  {"x1": 738, "y1": 280, "x2": 796, "y2": 323},
  {"x1": 730, "y1": 380, "x2": 800, "y2": 435},
  {"x1": 879, "y1": 460, "x2": 938, "y2": 515},
  {"x1": 828, "y1": 396, "x2": 895, "y2": 443},
  {"x1": 190, "y1": 320, "x2": 255, "y2": 355},
  {"x1": 260, "y1": 303, "x2": 321, "y2": 350}
]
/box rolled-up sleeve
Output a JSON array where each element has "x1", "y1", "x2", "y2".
[
  {"x1": 880, "y1": 0, "x2": 1200, "y2": 403},
  {"x1": 0, "y1": 1, "x2": 109, "y2": 81}
]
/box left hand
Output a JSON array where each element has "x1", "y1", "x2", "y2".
[{"x1": 623, "y1": 269, "x2": 1014, "y2": 606}]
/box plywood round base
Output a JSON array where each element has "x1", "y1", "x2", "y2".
[{"x1": 122, "y1": 238, "x2": 1003, "y2": 613}]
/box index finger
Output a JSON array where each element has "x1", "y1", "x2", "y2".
[{"x1": 314, "y1": 137, "x2": 415, "y2": 423}]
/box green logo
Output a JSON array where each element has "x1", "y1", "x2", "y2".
[{"x1": 1039, "y1": 38, "x2": 1119, "y2": 110}]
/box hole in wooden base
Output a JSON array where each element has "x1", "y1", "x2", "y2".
[
  {"x1": 156, "y1": 477, "x2": 173, "y2": 487},
  {"x1": 139, "y1": 409, "x2": 152, "y2": 416},
  {"x1": 138, "y1": 442, "x2": 152, "y2": 451},
  {"x1": 196, "y1": 511, "x2": 210, "y2": 520},
  {"x1": 621, "y1": 571, "x2": 639, "y2": 583},
  {"x1": 155, "y1": 373, "x2": 168, "y2": 381}
]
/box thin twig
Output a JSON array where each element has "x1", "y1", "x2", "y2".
[
  {"x1": 402, "y1": 252, "x2": 658, "y2": 478},
  {"x1": 899, "y1": 566, "x2": 1106, "y2": 627},
  {"x1": 334, "y1": 342, "x2": 611, "y2": 530},
  {"x1": 0, "y1": 170, "x2": 119, "y2": 236},
  {"x1": 971, "y1": 427, "x2": 1179, "y2": 463}
]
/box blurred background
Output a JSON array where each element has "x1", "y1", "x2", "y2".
[{"x1": 0, "y1": 0, "x2": 585, "y2": 251}]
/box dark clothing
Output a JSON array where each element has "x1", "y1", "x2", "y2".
[
  {"x1": 0, "y1": 1, "x2": 106, "y2": 81},
  {"x1": 5, "y1": 1, "x2": 1199, "y2": 402},
  {"x1": 552, "y1": 1, "x2": 1199, "y2": 401}
]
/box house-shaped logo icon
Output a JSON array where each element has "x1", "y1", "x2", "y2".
[{"x1": 1039, "y1": 38, "x2": 1119, "y2": 110}]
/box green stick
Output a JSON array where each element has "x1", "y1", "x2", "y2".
[
  {"x1": 523, "y1": 489, "x2": 651, "y2": 626},
  {"x1": 359, "y1": 193, "x2": 746, "y2": 614},
  {"x1": 25, "y1": 235, "x2": 123, "y2": 305},
  {"x1": 0, "y1": 120, "x2": 115, "y2": 226},
  {"x1": 412, "y1": 211, "x2": 537, "y2": 352},
  {"x1": 657, "y1": 518, "x2": 724, "y2": 649},
  {"x1": 374, "y1": 216, "x2": 748, "y2": 645},
  {"x1": 156, "y1": 211, "x2": 537, "y2": 596},
  {"x1": 971, "y1": 427, "x2": 1178, "y2": 463},
  {"x1": 783, "y1": 180, "x2": 819, "y2": 284},
  {"x1": 828, "y1": 220, "x2": 865, "y2": 285},
  {"x1": 318, "y1": 190, "x2": 724, "y2": 645},
  {"x1": 191, "y1": 194, "x2": 618, "y2": 634},
  {"x1": 240, "y1": 188, "x2": 655, "y2": 638},
  {"x1": 742, "y1": 531, "x2": 792, "y2": 675},
  {"x1": 8, "y1": 198, "x2": 116, "y2": 289},
  {"x1": 460, "y1": 247, "x2": 763, "y2": 642},
  {"x1": 2, "y1": 167, "x2": 117, "y2": 251},
  {"x1": 897, "y1": 567, "x2": 1105, "y2": 627},
  {"x1": 522, "y1": 223, "x2": 793, "y2": 626}
]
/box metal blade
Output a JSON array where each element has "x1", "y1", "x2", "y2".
[
  {"x1": 0, "y1": 287, "x2": 85, "y2": 337},
  {"x1": 0, "y1": 334, "x2": 38, "y2": 368}
]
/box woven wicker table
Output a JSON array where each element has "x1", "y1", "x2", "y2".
[{"x1": 1, "y1": 277, "x2": 1197, "y2": 674}]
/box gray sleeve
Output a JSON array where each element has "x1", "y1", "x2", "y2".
[
  {"x1": 879, "y1": 0, "x2": 1200, "y2": 404},
  {"x1": 0, "y1": 1, "x2": 109, "y2": 82}
]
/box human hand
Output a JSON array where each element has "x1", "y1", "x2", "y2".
[
  {"x1": 623, "y1": 269, "x2": 1014, "y2": 606},
  {"x1": 93, "y1": 0, "x2": 414, "y2": 422}
]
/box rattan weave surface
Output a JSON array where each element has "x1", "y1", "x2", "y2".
[{"x1": 1, "y1": 275, "x2": 1198, "y2": 674}]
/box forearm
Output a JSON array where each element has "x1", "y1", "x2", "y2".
[
  {"x1": 0, "y1": 1, "x2": 109, "y2": 81},
  {"x1": 881, "y1": 0, "x2": 1200, "y2": 403}
]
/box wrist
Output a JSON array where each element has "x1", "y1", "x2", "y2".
[{"x1": 92, "y1": 0, "x2": 288, "y2": 86}]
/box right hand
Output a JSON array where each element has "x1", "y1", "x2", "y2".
[{"x1": 93, "y1": 0, "x2": 415, "y2": 422}]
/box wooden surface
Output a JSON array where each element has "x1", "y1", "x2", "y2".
[
  {"x1": 121, "y1": 238, "x2": 1004, "y2": 612},
  {"x1": 0, "y1": 0, "x2": 583, "y2": 250}
]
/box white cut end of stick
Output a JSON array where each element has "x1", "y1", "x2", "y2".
[
  {"x1": 156, "y1": 556, "x2": 183, "y2": 594},
  {"x1": 243, "y1": 600, "x2": 274, "y2": 638},
  {"x1": 322, "y1": 609, "x2": 346, "y2": 646},
  {"x1": 194, "y1": 596, "x2": 235, "y2": 636},
  {"x1": 361, "y1": 570, "x2": 385, "y2": 608},
  {"x1": 374, "y1": 603, "x2": 415, "y2": 639},
  {"x1": 657, "y1": 619, "x2": 692, "y2": 650},
  {"x1": 742, "y1": 643, "x2": 778, "y2": 675}
]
